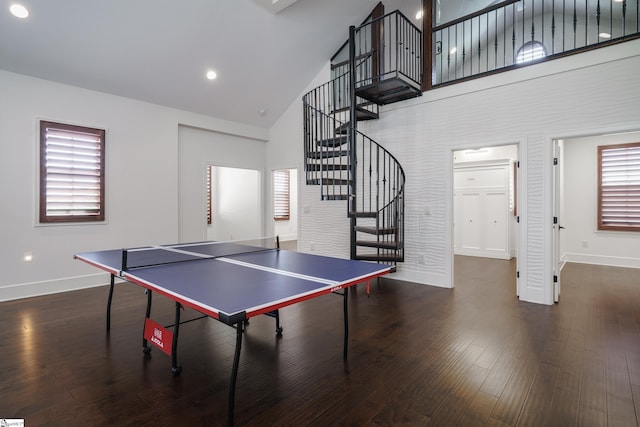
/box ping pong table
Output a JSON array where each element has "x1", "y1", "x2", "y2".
[{"x1": 74, "y1": 238, "x2": 394, "y2": 426}]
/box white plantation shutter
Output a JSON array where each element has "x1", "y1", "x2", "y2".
[
  {"x1": 40, "y1": 121, "x2": 105, "y2": 223},
  {"x1": 598, "y1": 142, "x2": 640, "y2": 231},
  {"x1": 273, "y1": 170, "x2": 290, "y2": 220},
  {"x1": 206, "y1": 165, "x2": 213, "y2": 225}
]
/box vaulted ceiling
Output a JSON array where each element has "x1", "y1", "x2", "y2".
[{"x1": 0, "y1": 0, "x2": 422, "y2": 129}]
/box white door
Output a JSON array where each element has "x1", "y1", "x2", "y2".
[
  {"x1": 552, "y1": 141, "x2": 562, "y2": 302},
  {"x1": 454, "y1": 164, "x2": 511, "y2": 259},
  {"x1": 461, "y1": 192, "x2": 481, "y2": 250},
  {"x1": 485, "y1": 191, "x2": 509, "y2": 253}
]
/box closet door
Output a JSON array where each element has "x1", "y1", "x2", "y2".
[
  {"x1": 485, "y1": 191, "x2": 509, "y2": 254},
  {"x1": 454, "y1": 163, "x2": 511, "y2": 259},
  {"x1": 460, "y1": 192, "x2": 481, "y2": 251}
]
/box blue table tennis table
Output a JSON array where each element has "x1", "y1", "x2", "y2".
[{"x1": 74, "y1": 238, "x2": 394, "y2": 426}]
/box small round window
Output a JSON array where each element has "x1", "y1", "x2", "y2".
[{"x1": 515, "y1": 41, "x2": 547, "y2": 64}]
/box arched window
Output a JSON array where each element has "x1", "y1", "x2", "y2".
[{"x1": 515, "y1": 41, "x2": 547, "y2": 64}]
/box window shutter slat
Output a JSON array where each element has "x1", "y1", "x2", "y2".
[
  {"x1": 598, "y1": 142, "x2": 640, "y2": 231},
  {"x1": 273, "y1": 170, "x2": 290, "y2": 220}
]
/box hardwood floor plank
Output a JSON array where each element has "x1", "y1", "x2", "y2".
[{"x1": 516, "y1": 362, "x2": 559, "y2": 427}]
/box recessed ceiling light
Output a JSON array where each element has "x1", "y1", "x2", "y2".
[
  {"x1": 10, "y1": 3, "x2": 29, "y2": 19},
  {"x1": 599, "y1": 32, "x2": 612, "y2": 39},
  {"x1": 416, "y1": 10, "x2": 423, "y2": 20},
  {"x1": 206, "y1": 70, "x2": 217, "y2": 80}
]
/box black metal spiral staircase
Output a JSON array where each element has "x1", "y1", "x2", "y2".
[{"x1": 302, "y1": 10, "x2": 422, "y2": 263}]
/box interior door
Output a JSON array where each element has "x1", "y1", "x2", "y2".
[
  {"x1": 552, "y1": 140, "x2": 562, "y2": 302},
  {"x1": 485, "y1": 191, "x2": 509, "y2": 253}
]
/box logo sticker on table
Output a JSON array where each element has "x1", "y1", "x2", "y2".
[{"x1": 143, "y1": 318, "x2": 173, "y2": 356}]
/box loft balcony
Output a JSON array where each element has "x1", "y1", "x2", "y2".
[
  {"x1": 331, "y1": 10, "x2": 423, "y2": 107},
  {"x1": 429, "y1": 0, "x2": 640, "y2": 87}
]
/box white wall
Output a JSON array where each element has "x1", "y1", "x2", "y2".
[
  {"x1": 561, "y1": 132, "x2": 640, "y2": 268},
  {"x1": 3, "y1": 40, "x2": 639, "y2": 306},
  {"x1": 266, "y1": 39, "x2": 640, "y2": 305},
  {"x1": 0, "y1": 70, "x2": 267, "y2": 301},
  {"x1": 265, "y1": 62, "x2": 345, "y2": 251},
  {"x1": 178, "y1": 125, "x2": 266, "y2": 243}
]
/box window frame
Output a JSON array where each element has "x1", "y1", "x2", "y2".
[
  {"x1": 515, "y1": 40, "x2": 547, "y2": 64},
  {"x1": 597, "y1": 141, "x2": 640, "y2": 232},
  {"x1": 273, "y1": 169, "x2": 291, "y2": 221},
  {"x1": 39, "y1": 120, "x2": 106, "y2": 224}
]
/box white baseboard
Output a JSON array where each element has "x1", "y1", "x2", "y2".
[
  {"x1": 0, "y1": 273, "x2": 114, "y2": 302},
  {"x1": 384, "y1": 269, "x2": 452, "y2": 288},
  {"x1": 277, "y1": 234, "x2": 297, "y2": 242},
  {"x1": 562, "y1": 253, "x2": 640, "y2": 269},
  {"x1": 454, "y1": 249, "x2": 512, "y2": 260}
]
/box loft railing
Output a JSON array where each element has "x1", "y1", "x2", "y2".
[
  {"x1": 353, "y1": 10, "x2": 423, "y2": 98},
  {"x1": 330, "y1": 55, "x2": 379, "y2": 118},
  {"x1": 432, "y1": 0, "x2": 640, "y2": 85}
]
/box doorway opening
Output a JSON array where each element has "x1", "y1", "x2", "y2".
[
  {"x1": 452, "y1": 144, "x2": 519, "y2": 294},
  {"x1": 552, "y1": 130, "x2": 640, "y2": 303},
  {"x1": 206, "y1": 165, "x2": 262, "y2": 242}
]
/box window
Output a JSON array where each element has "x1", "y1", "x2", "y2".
[
  {"x1": 39, "y1": 121, "x2": 105, "y2": 223},
  {"x1": 515, "y1": 41, "x2": 547, "y2": 64},
  {"x1": 598, "y1": 142, "x2": 640, "y2": 231},
  {"x1": 206, "y1": 165, "x2": 213, "y2": 225},
  {"x1": 273, "y1": 170, "x2": 290, "y2": 221}
]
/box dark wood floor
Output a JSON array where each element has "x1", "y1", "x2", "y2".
[{"x1": 1, "y1": 256, "x2": 639, "y2": 426}]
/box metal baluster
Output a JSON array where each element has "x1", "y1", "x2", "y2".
[
  {"x1": 522, "y1": 0, "x2": 526, "y2": 56},
  {"x1": 462, "y1": 21, "x2": 466, "y2": 77},
  {"x1": 563, "y1": 0, "x2": 567, "y2": 52},
  {"x1": 573, "y1": 0, "x2": 578, "y2": 49},
  {"x1": 512, "y1": 4, "x2": 517, "y2": 65},
  {"x1": 541, "y1": 0, "x2": 545, "y2": 49},
  {"x1": 532, "y1": 0, "x2": 536, "y2": 46},
  {"x1": 585, "y1": 0, "x2": 588, "y2": 46},
  {"x1": 552, "y1": 0, "x2": 556, "y2": 54}
]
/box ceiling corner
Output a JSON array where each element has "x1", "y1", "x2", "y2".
[{"x1": 251, "y1": 0, "x2": 300, "y2": 14}]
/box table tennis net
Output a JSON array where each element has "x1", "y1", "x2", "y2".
[{"x1": 120, "y1": 237, "x2": 280, "y2": 271}]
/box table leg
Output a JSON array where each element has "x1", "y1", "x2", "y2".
[
  {"x1": 142, "y1": 290, "x2": 152, "y2": 354},
  {"x1": 343, "y1": 288, "x2": 349, "y2": 360},
  {"x1": 106, "y1": 273, "x2": 115, "y2": 332},
  {"x1": 171, "y1": 302, "x2": 183, "y2": 375},
  {"x1": 228, "y1": 322, "x2": 244, "y2": 427}
]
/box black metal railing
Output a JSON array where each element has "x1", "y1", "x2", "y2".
[
  {"x1": 433, "y1": 0, "x2": 640, "y2": 85},
  {"x1": 330, "y1": 56, "x2": 379, "y2": 118},
  {"x1": 302, "y1": 75, "x2": 405, "y2": 261},
  {"x1": 353, "y1": 10, "x2": 423, "y2": 92},
  {"x1": 351, "y1": 131, "x2": 405, "y2": 260}
]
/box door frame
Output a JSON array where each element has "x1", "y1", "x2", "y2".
[{"x1": 450, "y1": 143, "x2": 521, "y2": 296}]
